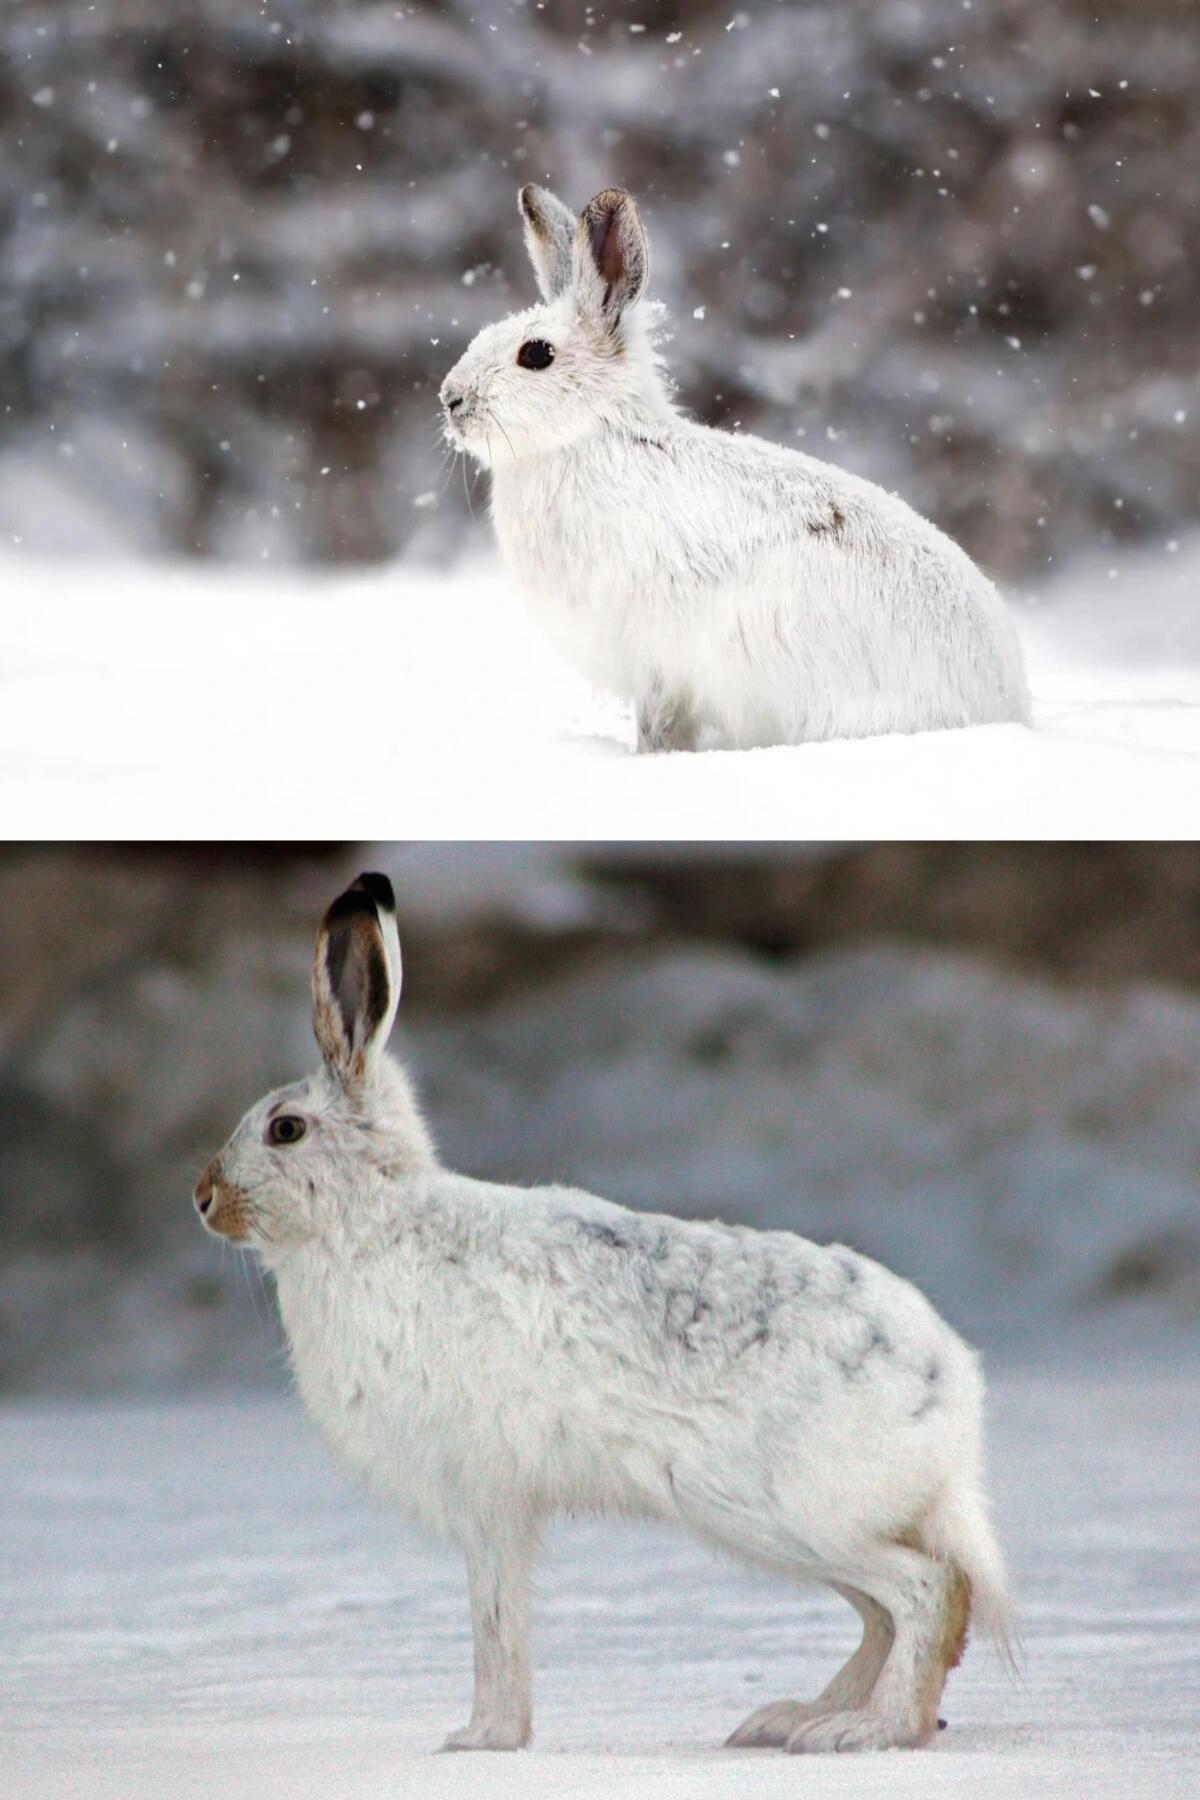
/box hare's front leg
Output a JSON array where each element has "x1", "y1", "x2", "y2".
[{"x1": 441, "y1": 1528, "x2": 536, "y2": 1752}]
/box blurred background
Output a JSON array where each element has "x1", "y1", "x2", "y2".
[
  {"x1": 1, "y1": 840, "x2": 1198, "y2": 1394},
  {"x1": 1, "y1": 0, "x2": 1197, "y2": 580}
]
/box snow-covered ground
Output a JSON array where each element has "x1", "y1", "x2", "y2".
[
  {"x1": 4, "y1": 1368, "x2": 1198, "y2": 1798},
  {"x1": 2, "y1": 541, "x2": 1198, "y2": 839}
]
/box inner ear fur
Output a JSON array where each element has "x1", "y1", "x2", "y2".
[
  {"x1": 519, "y1": 183, "x2": 576, "y2": 302},
  {"x1": 573, "y1": 188, "x2": 648, "y2": 328},
  {"x1": 312, "y1": 873, "x2": 399, "y2": 1084}
]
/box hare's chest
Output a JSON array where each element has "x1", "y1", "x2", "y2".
[
  {"x1": 492, "y1": 462, "x2": 667, "y2": 690},
  {"x1": 275, "y1": 1258, "x2": 454, "y2": 1524}
]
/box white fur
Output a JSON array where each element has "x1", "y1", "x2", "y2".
[
  {"x1": 441, "y1": 187, "x2": 1031, "y2": 752},
  {"x1": 196, "y1": 877, "x2": 1013, "y2": 1754}
]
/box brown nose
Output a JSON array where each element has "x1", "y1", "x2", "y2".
[{"x1": 193, "y1": 1157, "x2": 222, "y2": 1218}]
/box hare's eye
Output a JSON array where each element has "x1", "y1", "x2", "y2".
[
  {"x1": 517, "y1": 339, "x2": 555, "y2": 371},
  {"x1": 268, "y1": 1115, "x2": 307, "y2": 1147}
]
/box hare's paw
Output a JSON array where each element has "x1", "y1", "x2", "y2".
[
  {"x1": 727, "y1": 1699, "x2": 832, "y2": 1748},
  {"x1": 635, "y1": 686, "x2": 698, "y2": 755},
  {"x1": 786, "y1": 1708, "x2": 917, "y2": 1754},
  {"x1": 439, "y1": 1720, "x2": 529, "y2": 1753}
]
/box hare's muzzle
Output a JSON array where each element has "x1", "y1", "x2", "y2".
[
  {"x1": 439, "y1": 378, "x2": 475, "y2": 441},
  {"x1": 193, "y1": 1158, "x2": 252, "y2": 1241}
]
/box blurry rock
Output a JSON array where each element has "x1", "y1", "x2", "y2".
[
  {"x1": 588, "y1": 843, "x2": 1200, "y2": 990},
  {"x1": 0, "y1": 1246, "x2": 279, "y2": 1395},
  {"x1": 0, "y1": 1083, "x2": 122, "y2": 1246}
]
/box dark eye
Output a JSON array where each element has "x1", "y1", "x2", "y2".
[
  {"x1": 268, "y1": 1115, "x2": 307, "y2": 1147},
  {"x1": 517, "y1": 339, "x2": 555, "y2": 371}
]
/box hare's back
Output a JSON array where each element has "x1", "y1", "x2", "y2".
[{"x1": 498, "y1": 1182, "x2": 958, "y2": 1377}]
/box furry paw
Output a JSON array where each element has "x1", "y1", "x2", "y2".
[
  {"x1": 439, "y1": 1721, "x2": 529, "y2": 1752},
  {"x1": 726, "y1": 1699, "x2": 832, "y2": 1748},
  {"x1": 786, "y1": 1709, "x2": 918, "y2": 1754}
]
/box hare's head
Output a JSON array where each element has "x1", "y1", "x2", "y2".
[
  {"x1": 440, "y1": 185, "x2": 668, "y2": 466},
  {"x1": 193, "y1": 873, "x2": 435, "y2": 1257}
]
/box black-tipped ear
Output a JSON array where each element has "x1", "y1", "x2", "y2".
[
  {"x1": 352, "y1": 871, "x2": 396, "y2": 917},
  {"x1": 572, "y1": 189, "x2": 648, "y2": 330},
  {"x1": 312, "y1": 872, "x2": 402, "y2": 1088},
  {"x1": 519, "y1": 183, "x2": 576, "y2": 303}
]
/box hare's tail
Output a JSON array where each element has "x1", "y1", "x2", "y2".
[{"x1": 920, "y1": 1478, "x2": 1019, "y2": 1676}]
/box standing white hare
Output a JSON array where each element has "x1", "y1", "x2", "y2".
[
  {"x1": 441, "y1": 186, "x2": 1030, "y2": 751},
  {"x1": 196, "y1": 872, "x2": 1012, "y2": 1754}
]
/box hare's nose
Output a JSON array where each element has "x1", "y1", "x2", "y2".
[
  {"x1": 193, "y1": 1159, "x2": 221, "y2": 1216},
  {"x1": 444, "y1": 391, "x2": 465, "y2": 415}
]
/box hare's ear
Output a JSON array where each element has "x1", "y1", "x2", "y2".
[
  {"x1": 312, "y1": 872, "x2": 402, "y2": 1089},
  {"x1": 572, "y1": 189, "x2": 648, "y2": 332},
  {"x1": 519, "y1": 184, "x2": 576, "y2": 302}
]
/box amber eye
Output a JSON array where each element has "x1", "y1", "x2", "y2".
[
  {"x1": 517, "y1": 339, "x2": 555, "y2": 371},
  {"x1": 267, "y1": 1115, "x2": 307, "y2": 1147}
]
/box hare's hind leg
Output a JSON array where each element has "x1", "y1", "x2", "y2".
[
  {"x1": 441, "y1": 1526, "x2": 537, "y2": 1752},
  {"x1": 636, "y1": 680, "x2": 698, "y2": 754},
  {"x1": 726, "y1": 1584, "x2": 893, "y2": 1748},
  {"x1": 784, "y1": 1545, "x2": 969, "y2": 1754}
]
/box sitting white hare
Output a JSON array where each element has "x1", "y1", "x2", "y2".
[
  {"x1": 441, "y1": 186, "x2": 1030, "y2": 752},
  {"x1": 195, "y1": 872, "x2": 1013, "y2": 1755}
]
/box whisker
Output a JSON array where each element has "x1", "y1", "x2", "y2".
[{"x1": 239, "y1": 1246, "x2": 269, "y2": 1334}]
